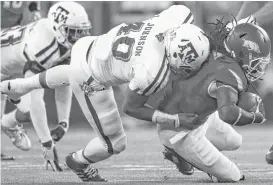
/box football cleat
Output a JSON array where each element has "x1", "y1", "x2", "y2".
[
  {"x1": 50, "y1": 122, "x2": 68, "y2": 142},
  {"x1": 266, "y1": 145, "x2": 273, "y2": 165},
  {"x1": 1, "y1": 153, "x2": 15, "y2": 160},
  {"x1": 163, "y1": 147, "x2": 194, "y2": 175},
  {"x1": 41, "y1": 140, "x2": 63, "y2": 172},
  {"x1": 2, "y1": 124, "x2": 31, "y2": 151},
  {"x1": 207, "y1": 171, "x2": 245, "y2": 182},
  {"x1": 65, "y1": 153, "x2": 107, "y2": 182}
]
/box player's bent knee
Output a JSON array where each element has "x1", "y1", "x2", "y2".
[
  {"x1": 225, "y1": 132, "x2": 242, "y2": 151},
  {"x1": 15, "y1": 109, "x2": 31, "y2": 123},
  {"x1": 109, "y1": 129, "x2": 127, "y2": 154},
  {"x1": 193, "y1": 137, "x2": 220, "y2": 167}
]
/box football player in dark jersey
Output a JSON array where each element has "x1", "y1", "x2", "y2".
[{"x1": 156, "y1": 22, "x2": 271, "y2": 182}]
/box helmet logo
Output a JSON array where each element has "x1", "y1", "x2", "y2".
[
  {"x1": 174, "y1": 39, "x2": 199, "y2": 64},
  {"x1": 242, "y1": 39, "x2": 261, "y2": 54},
  {"x1": 52, "y1": 6, "x2": 70, "y2": 24}
]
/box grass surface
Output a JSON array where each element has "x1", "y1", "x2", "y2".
[{"x1": 1, "y1": 123, "x2": 273, "y2": 185}]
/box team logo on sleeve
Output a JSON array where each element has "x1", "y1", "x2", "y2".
[{"x1": 52, "y1": 6, "x2": 70, "y2": 24}]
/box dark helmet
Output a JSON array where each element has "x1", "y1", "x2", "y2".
[{"x1": 224, "y1": 23, "x2": 271, "y2": 81}]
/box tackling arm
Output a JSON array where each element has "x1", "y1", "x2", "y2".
[{"x1": 123, "y1": 86, "x2": 199, "y2": 129}]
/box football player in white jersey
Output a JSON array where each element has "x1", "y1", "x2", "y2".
[
  {"x1": 1, "y1": 1, "x2": 41, "y2": 161},
  {"x1": 0, "y1": 5, "x2": 210, "y2": 181},
  {"x1": 1, "y1": 1, "x2": 91, "y2": 171}
]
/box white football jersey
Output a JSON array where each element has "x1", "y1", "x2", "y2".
[
  {"x1": 86, "y1": 5, "x2": 193, "y2": 96},
  {"x1": 1, "y1": 18, "x2": 70, "y2": 80}
]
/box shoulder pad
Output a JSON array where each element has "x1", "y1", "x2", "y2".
[
  {"x1": 129, "y1": 55, "x2": 170, "y2": 96},
  {"x1": 215, "y1": 66, "x2": 248, "y2": 92},
  {"x1": 153, "y1": 5, "x2": 194, "y2": 33},
  {"x1": 24, "y1": 19, "x2": 59, "y2": 69}
]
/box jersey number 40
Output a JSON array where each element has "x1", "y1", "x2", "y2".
[{"x1": 112, "y1": 22, "x2": 144, "y2": 62}]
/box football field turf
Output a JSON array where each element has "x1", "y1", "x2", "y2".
[{"x1": 1, "y1": 123, "x2": 273, "y2": 185}]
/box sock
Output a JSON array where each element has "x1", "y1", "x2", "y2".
[
  {"x1": 38, "y1": 65, "x2": 70, "y2": 89},
  {"x1": 1, "y1": 110, "x2": 18, "y2": 128},
  {"x1": 73, "y1": 137, "x2": 112, "y2": 164},
  {"x1": 1, "y1": 65, "x2": 70, "y2": 97}
]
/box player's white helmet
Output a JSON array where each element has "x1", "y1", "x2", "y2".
[
  {"x1": 47, "y1": 1, "x2": 92, "y2": 48},
  {"x1": 165, "y1": 24, "x2": 210, "y2": 77}
]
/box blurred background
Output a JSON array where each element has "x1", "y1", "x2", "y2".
[{"x1": 2, "y1": 1, "x2": 273, "y2": 129}]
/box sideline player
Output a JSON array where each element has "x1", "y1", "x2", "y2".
[
  {"x1": 1, "y1": 1, "x2": 41, "y2": 161},
  {"x1": 1, "y1": 1, "x2": 91, "y2": 170},
  {"x1": 155, "y1": 22, "x2": 270, "y2": 182},
  {"x1": 0, "y1": 5, "x2": 211, "y2": 181}
]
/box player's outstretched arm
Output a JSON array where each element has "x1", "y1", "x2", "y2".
[
  {"x1": 54, "y1": 85, "x2": 72, "y2": 133},
  {"x1": 123, "y1": 87, "x2": 199, "y2": 130},
  {"x1": 236, "y1": 1, "x2": 273, "y2": 26},
  {"x1": 24, "y1": 70, "x2": 52, "y2": 143},
  {"x1": 216, "y1": 83, "x2": 264, "y2": 126}
]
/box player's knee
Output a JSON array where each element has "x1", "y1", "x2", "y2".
[
  {"x1": 193, "y1": 137, "x2": 220, "y2": 167},
  {"x1": 113, "y1": 135, "x2": 127, "y2": 154},
  {"x1": 225, "y1": 132, "x2": 242, "y2": 151},
  {"x1": 15, "y1": 109, "x2": 31, "y2": 123},
  {"x1": 110, "y1": 130, "x2": 127, "y2": 154}
]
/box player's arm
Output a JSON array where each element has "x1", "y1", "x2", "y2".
[
  {"x1": 24, "y1": 70, "x2": 52, "y2": 143},
  {"x1": 123, "y1": 73, "x2": 199, "y2": 130},
  {"x1": 214, "y1": 70, "x2": 264, "y2": 126},
  {"x1": 236, "y1": 1, "x2": 273, "y2": 26},
  {"x1": 123, "y1": 87, "x2": 198, "y2": 129},
  {"x1": 54, "y1": 85, "x2": 72, "y2": 128}
]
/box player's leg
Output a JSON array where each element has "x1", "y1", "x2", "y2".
[
  {"x1": 66, "y1": 71, "x2": 126, "y2": 182},
  {"x1": 158, "y1": 124, "x2": 244, "y2": 182},
  {"x1": 206, "y1": 111, "x2": 242, "y2": 151},
  {"x1": 0, "y1": 64, "x2": 70, "y2": 101},
  {"x1": 1, "y1": 94, "x2": 15, "y2": 160},
  {"x1": 64, "y1": 37, "x2": 126, "y2": 182},
  {"x1": 1, "y1": 93, "x2": 32, "y2": 151}
]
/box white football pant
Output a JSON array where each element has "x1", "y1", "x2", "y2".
[{"x1": 158, "y1": 111, "x2": 242, "y2": 182}]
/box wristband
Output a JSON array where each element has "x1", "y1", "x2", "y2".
[
  {"x1": 152, "y1": 110, "x2": 178, "y2": 127},
  {"x1": 233, "y1": 108, "x2": 242, "y2": 126},
  {"x1": 251, "y1": 112, "x2": 256, "y2": 124}
]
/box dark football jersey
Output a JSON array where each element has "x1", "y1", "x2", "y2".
[{"x1": 156, "y1": 54, "x2": 248, "y2": 122}]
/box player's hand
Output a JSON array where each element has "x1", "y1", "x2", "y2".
[
  {"x1": 252, "y1": 112, "x2": 266, "y2": 124},
  {"x1": 176, "y1": 113, "x2": 200, "y2": 130}
]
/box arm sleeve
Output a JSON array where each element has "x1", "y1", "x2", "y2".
[{"x1": 55, "y1": 86, "x2": 72, "y2": 124}]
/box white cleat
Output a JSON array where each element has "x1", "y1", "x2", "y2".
[
  {"x1": 2, "y1": 124, "x2": 31, "y2": 151},
  {"x1": 207, "y1": 171, "x2": 245, "y2": 183}
]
